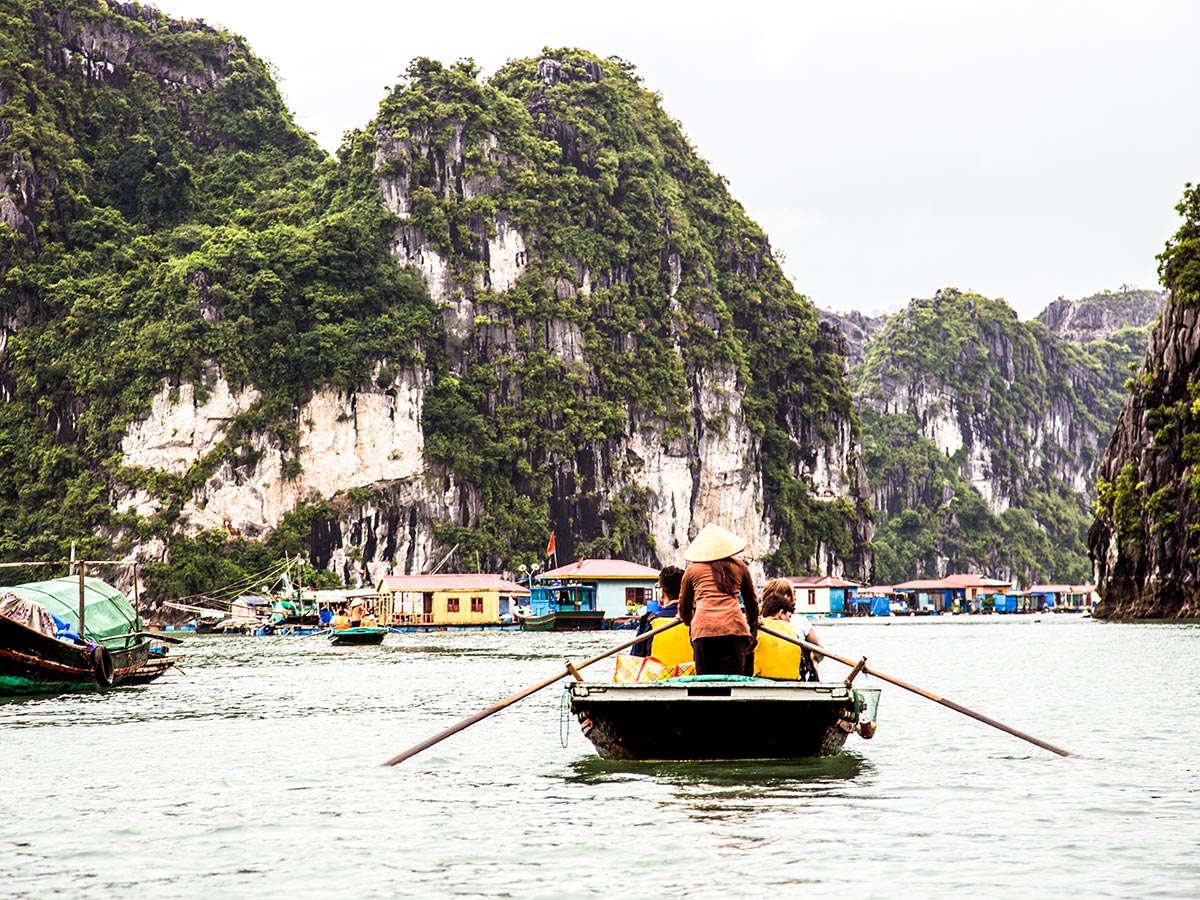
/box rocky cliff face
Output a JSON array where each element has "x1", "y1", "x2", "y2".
[
  {"x1": 831, "y1": 288, "x2": 1154, "y2": 584},
  {"x1": 817, "y1": 309, "x2": 888, "y2": 371},
  {"x1": 342, "y1": 56, "x2": 871, "y2": 578},
  {"x1": 2, "y1": 7, "x2": 871, "y2": 591},
  {"x1": 1038, "y1": 289, "x2": 1165, "y2": 343},
  {"x1": 1089, "y1": 189, "x2": 1200, "y2": 618}
]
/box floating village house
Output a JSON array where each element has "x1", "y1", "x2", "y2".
[
  {"x1": 1025, "y1": 584, "x2": 1098, "y2": 611},
  {"x1": 784, "y1": 576, "x2": 859, "y2": 616},
  {"x1": 538, "y1": 559, "x2": 661, "y2": 619},
  {"x1": 891, "y1": 574, "x2": 1012, "y2": 613},
  {"x1": 375, "y1": 574, "x2": 530, "y2": 627}
]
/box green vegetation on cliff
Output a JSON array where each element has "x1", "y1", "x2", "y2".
[
  {"x1": 854, "y1": 288, "x2": 1153, "y2": 584},
  {"x1": 1088, "y1": 183, "x2": 1200, "y2": 618},
  {"x1": 1, "y1": 5, "x2": 868, "y2": 595},
  {"x1": 339, "y1": 51, "x2": 867, "y2": 573},
  {"x1": 1, "y1": 1, "x2": 434, "y2": 591}
]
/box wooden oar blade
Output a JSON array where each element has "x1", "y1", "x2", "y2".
[
  {"x1": 756, "y1": 623, "x2": 1072, "y2": 758},
  {"x1": 382, "y1": 619, "x2": 684, "y2": 766}
]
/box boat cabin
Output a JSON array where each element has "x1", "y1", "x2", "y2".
[{"x1": 538, "y1": 559, "x2": 660, "y2": 618}]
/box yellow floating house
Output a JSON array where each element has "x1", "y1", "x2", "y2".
[{"x1": 375, "y1": 574, "x2": 530, "y2": 627}]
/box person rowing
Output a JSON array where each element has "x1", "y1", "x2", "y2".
[{"x1": 678, "y1": 524, "x2": 760, "y2": 676}]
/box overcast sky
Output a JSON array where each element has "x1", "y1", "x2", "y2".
[{"x1": 165, "y1": 0, "x2": 1199, "y2": 320}]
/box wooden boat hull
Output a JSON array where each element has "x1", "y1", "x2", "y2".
[
  {"x1": 0, "y1": 614, "x2": 180, "y2": 695},
  {"x1": 569, "y1": 678, "x2": 864, "y2": 760},
  {"x1": 520, "y1": 611, "x2": 606, "y2": 631},
  {"x1": 328, "y1": 627, "x2": 387, "y2": 645},
  {"x1": 553, "y1": 611, "x2": 606, "y2": 630},
  {"x1": 518, "y1": 612, "x2": 556, "y2": 631}
]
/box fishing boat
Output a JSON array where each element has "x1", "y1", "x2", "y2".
[
  {"x1": 568, "y1": 676, "x2": 880, "y2": 760},
  {"x1": 518, "y1": 582, "x2": 606, "y2": 631},
  {"x1": 0, "y1": 573, "x2": 182, "y2": 695},
  {"x1": 328, "y1": 626, "x2": 387, "y2": 645}
]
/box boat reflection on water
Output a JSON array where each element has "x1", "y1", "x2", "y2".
[{"x1": 564, "y1": 751, "x2": 869, "y2": 788}]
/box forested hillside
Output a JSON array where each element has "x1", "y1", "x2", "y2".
[
  {"x1": 0, "y1": 2, "x2": 871, "y2": 601},
  {"x1": 837, "y1": 288, "x2": 1160, "y2": 584}
]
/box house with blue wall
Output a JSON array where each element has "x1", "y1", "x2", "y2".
[
  {"x1": 892, "y1": 574, "x2": 1012, "y2": 613},
  {"x1": 538, "y1": 559, "x2": 661, "y2": 619}
]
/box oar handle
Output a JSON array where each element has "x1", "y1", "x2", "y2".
[
  {"x1": 382, "y1": 619, "x2": 684, "y2": 766},
  {"x1": 757, "y1": 623, "x2": 1072, "y2": 758}
]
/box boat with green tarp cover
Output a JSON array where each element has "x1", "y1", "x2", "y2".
[
  {"x1": 0, "y1": 574, "x2": 181, "y2": 695},
  {"x1": 569, "y1": 675, "x2": 880, "y2": 760}
]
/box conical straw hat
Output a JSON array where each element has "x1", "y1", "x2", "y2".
[{"x1": 683, "y1": 523, "x2": 747, "y2": 563}]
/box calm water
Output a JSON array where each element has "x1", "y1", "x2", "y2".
[{"x1": 2, "y1": 616, "x2": 1197, "y2": 899}]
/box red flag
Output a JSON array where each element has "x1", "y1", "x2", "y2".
[{"x1": 546, "y1": 532, "x2": 556, "y2": 557}]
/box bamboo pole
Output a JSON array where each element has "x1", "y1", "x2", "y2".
[
  {"x1": 757, "y1": 623, "x2": 1072, "y2": 758},
  {"x1": 383, "y1": 619, "x2": 683, "y2": 767}
]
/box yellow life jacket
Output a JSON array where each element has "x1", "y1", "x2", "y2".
[
  {"x1": 648, "y1": 617, "x2": 693, "y2": 667},
  {"x1": 753, "y1": 619, "x2": 801, "y2": 679}
]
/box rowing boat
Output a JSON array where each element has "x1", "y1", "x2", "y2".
[
  {"x1": 328, "y1": 626, "x2": 387, "y2": 645},
  {"x1": 568, "y1": 675, "x2": 879, "y2": 760}
]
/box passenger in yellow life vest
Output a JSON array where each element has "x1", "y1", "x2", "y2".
[
  {"x1": 629, "y1": 565, "x2": 693, "y2": 667},
  {"x1": 331, "y1": 608, "x2": 351, "y2": 631},
  {"x1": 753, "y1": 578, "x2": 824, "y2": 680}
]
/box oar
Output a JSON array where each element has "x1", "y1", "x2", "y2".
[
  {"x1": 106, "y1": 630, "x2": 188, "y2": 645},
  {"x1": 382, "y1": 619, "x2": 684, "y2": 766},
  {"x1": 139, "y1": 632, "x2": 186, "y2": 644},
  {"x1": 757, "y1": 623, "x2": 1072, "y2": 758}
]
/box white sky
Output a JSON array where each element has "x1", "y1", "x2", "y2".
[{"x1": 164, "y1": 0, "x2": 1199, "y2": 320}]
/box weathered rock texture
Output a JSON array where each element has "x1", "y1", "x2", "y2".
[
  {"x1": 0, "y1": 10, "x2": 873, "y2": 588},
  {"x1": 1038, "y1": 289, "x2": 1165, "y2": 344},
  {"x1": 830, "y1": 288, "x2": 1156, "y2": 584},
  {"x1": 1089, "y1": 297, "x2": 1200, "y2": 619}
]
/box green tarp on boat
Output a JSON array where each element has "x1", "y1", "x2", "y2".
[{"x1": 3, "y1": 576, "x2": 137, "y2": 646}]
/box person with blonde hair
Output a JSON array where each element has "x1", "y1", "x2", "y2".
[
  {"x1": 754, "y1": 578, "x2": 824, "y2": 680},
  {"x1": 678, "y1": 524, "x2": 759, "y2": 676}
]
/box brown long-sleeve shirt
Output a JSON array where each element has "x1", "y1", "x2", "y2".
[{"x1": 678, "y1": 558, "x2": 759, "y2": 640}]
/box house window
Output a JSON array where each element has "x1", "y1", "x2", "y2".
[
  {"x1": 470, "y1": 596, "x2": 483, "y2": 613},
  {"x1": 447, "y1": 597, "x2": 460, "y2": 613},
  {"x1": 808, "y1": 590, "x2": 817, "y2": 606}
]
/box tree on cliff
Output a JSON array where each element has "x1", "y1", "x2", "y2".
[{"x1": 1089, "y1": 183, "x2": 1200, "y2": 619}]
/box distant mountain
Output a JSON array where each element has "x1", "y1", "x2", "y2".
[
  {"x1": 825, "y1": 287, "x2": 1159, "y2": 584},
  {"x1": 816, "y1": 309, "x2": 888, "y2": 371},
  {"x1": 1037, "y1": 288, "x2": 1165, "y2": 343}
]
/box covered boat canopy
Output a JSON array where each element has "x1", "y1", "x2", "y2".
[{"x1": 2, "y1": 576, "x2": 137, "y2": 646}]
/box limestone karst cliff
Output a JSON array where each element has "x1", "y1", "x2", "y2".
[
  {"x1": 0, "y1": 3, "x2": 871, "y2": 599},
  {"x1": 1089, "y1": 187, "x2": 1200, "y2": 619},
  {"x1": 829, "y1": 288, "x2": 1160, "y2": 584}
]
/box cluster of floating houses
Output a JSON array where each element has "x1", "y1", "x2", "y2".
[{"x1": 173, "y1": 559, "x2": 1096, "y2": 635}]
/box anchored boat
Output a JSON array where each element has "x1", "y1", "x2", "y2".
[
  {"x1": 569, "y1": 675, "x2": 880, "y2": 761},
  {"x1": 0, "y1": 570, "x2": 182, "y2": 695},
  {"x1": 518, "y1": 582, "x2": 606, "y2": 631}
]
